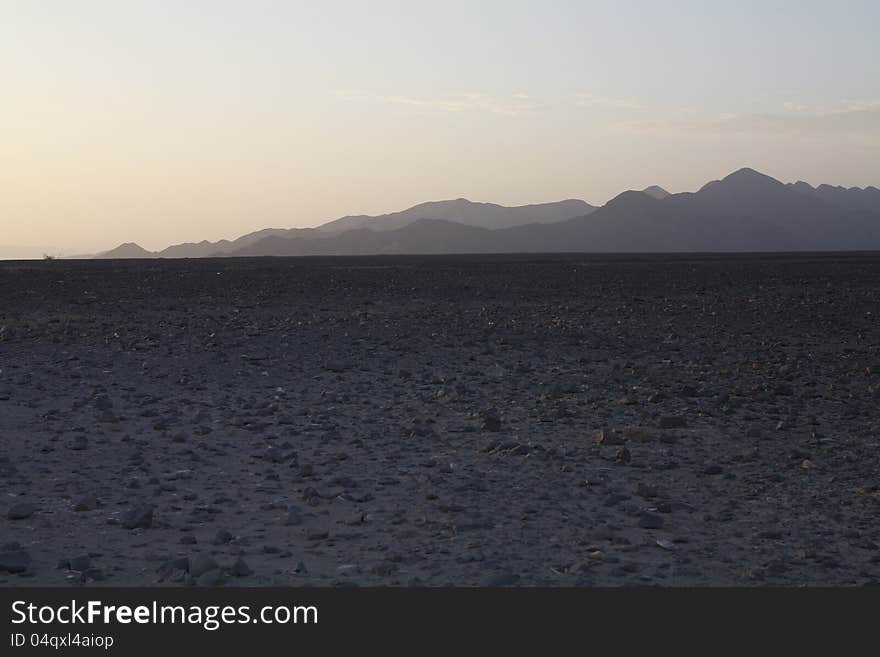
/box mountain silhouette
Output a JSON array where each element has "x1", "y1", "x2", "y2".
[
  {"x1": 94, "y1": 168, "x2": 880, "y2": 258},
  {"x1": 99, "y1": 198, "x2": 595, "y2": 259},
  {"x1": 96, "y1": 242, "x2": 155, "y2": 259},
  {"x1": 787, "y1": 180, "x2": 880, "y2": 213},
  {"x1": 316, "y1": 198, "x2": 596, "y2": 234},
  {"x1": 641, "y1": 185, "x2": 670, "y2": 199}
]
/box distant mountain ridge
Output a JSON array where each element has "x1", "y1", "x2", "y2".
[
  {"x1": 96, "y1": 197, "x2": 596, "y2": 259},
  {"x1": 787, "y1": 180, "x2": 880, "y2": 213},
  {"x1": 315, "y1": 198, "x2": 596, "y2": 234},
  {"x1": 94, "y1": 169, "x2": 880, "y2": 258}
]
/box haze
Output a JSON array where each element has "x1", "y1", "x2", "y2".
[{"x1": 2, "y1": 1, "x2": 879, "y2": 257}]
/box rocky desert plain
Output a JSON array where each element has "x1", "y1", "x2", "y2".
[{"x1": 1, "y1": 253, "x2": 879, "y2": 587}]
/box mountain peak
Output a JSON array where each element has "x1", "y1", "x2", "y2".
[
  {"x1": 698, "y1": 168, "x2": 784, "y2": 194},
  {"x1": 95, "y1": 242, "x2": 154, "y2": 259},
  {"x1": 642, "y1": 185, "x2": 670, "y2": 200},
  {"x1": 605, "y1": 189, "x2": 663, "y2": 210},
  {"x1": 723, "y1": 167, "x2": 783, "y2": 186}
]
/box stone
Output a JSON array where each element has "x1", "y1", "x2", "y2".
[
  {"x1": 594, "y1": 429, "x2": 624, "y2": 445},
  {"x1": 0, "y1": 550, "x2": 31, "y2": 574},
  {"x1": 213, "y1": 530, "x2": 233, "y2": 545},
  {"x1": 659, "y1": 416, "x2": 687, "y2": 429},
  {"x1": 7, "y1": 503, "x2": 37, "y2": 520},
  {"x1": 638, "y1": 512, "x2": 665, "y2": 530},
  {"x1": 481, "y1": 409, "x2": 502, "y2": 432},
  {"x1": 197, "y1": 569, "x2": 225, "y2": 586},
  {"x1": 231, "y1": 557, "x2": 252, "y2": 577},
  {"x1": 68, "y1": 554, "x2": 92, "y2": 571},
  {"x1": 73, "y1": 495, "x2": 99, "y2": 512},
  {"x1": 482, "y1": 571, "x2": 520, "y2": 586},
  {"x1": 121, "y1": 505, "x2": 154, "y2": 529},
  {"x1": 158, "y1": 557, "x2": 190, "y2": 576},
  {"x1": 189, "y1": 553, "x2": 219, "y2": 578},
  {"x1": 623, "y1": 427, "x2": 652, "y2": 442},
  {"x1": 68, "y1": 435, "x2": 89, "y2": 449},
  {"x1": 636, "y1": 483, "x2": 658, "y2": 499}
]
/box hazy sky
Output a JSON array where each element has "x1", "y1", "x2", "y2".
[{"x1": 2, "y1": 1, "x2": 878, "y2": 255}]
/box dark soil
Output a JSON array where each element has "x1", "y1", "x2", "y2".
[{"x1": 1, "y1": 253, "x2": 878, "y2": 586}]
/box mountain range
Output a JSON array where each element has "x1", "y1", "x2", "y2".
[{"x1": 95, "y1": 169, "x2": 880, "y2": 258}]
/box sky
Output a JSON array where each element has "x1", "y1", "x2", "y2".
[{"x1": 2, "y1": 0, "x2": 879, "y2": 256}]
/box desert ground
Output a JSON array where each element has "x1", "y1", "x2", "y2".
[{"x1": 1, "y1": 253, "x2": 878, "y2": 586}]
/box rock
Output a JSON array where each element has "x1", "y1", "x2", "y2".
[
  {"x1": 703, "y1": 465, "x2": 723, "y2": 475},
  {"x1": 189, "y1": 553, "x2": 219, "y2": 578},
  {"x1": 659, "y1": 416, "x2": 687, "y2": 429},
  {"x1": 679, "y1": 384, "x2": 699, "y2": 397},
  {"x1": 94, "y1": 395, "x2": 114, "y2": 410},
  {"x1": 7, "y1": 503, "x2": 37, "y2": 520},
  {"x1": 213, "y1": 530, "x2": 233, "y2": 545},
  {"x1": 68, "y1": 435, "x2": 89, "y2": 449},
  {"x1": 482, "y1": 571, "x2": 520, "y2": 586},
  {"x1": 638, "y1": 512, "x2": 665, "y2": 529},
  {"x1": 756, "y1": 530, "x2": 783, "y2": 540},
  {"x1": 481, "y1": 409, "x2": 502, "y2": 432},
  {"x1": 158, "y1": 557, "x2": 190, "y2": 576},
  {"x1": 231, "y1": 557, "x2": 252, "y2": 577},
  {"x1": 0, "y1": 550, "x2": 31, "y2": 573},
  {"x1": 623, "y1": 427, "x2": 652, "y2": 442},
  {"x1": 121, "y1": 505, "x2": 154, "y2": 529},
  {"x1": 68, "y1": 555, "x2": 92, "y2": 571},
  {"x1": 301, "y1": 488, "x2": 321, "y2": 506},
  {"x1": 636, "y1": 483, "x2": 658, "y2": 499},
  {"x1": 73, "y1": 495, "x2": 99, "y2": 512},
  {"x1": 371, "y1": 562, "x2": 398, "y2": 577},
  {"x1": 197, "y1": 569, "x2": 225, "y2": 586},
  {"x1": 603, "y1": 493, "x2": 630, "y2": 507},
  {"x1": 594, "y1": 429, "x2": 624, "y2": 445}
]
